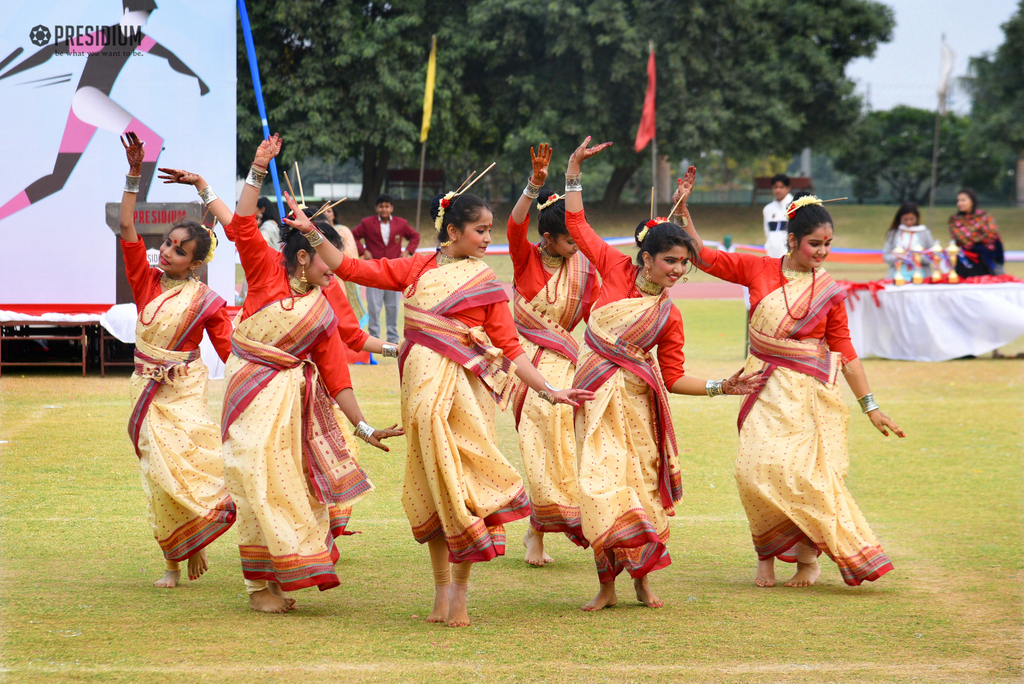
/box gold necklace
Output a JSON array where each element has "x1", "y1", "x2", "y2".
[
  {"x1": 436, "y1": 252, "x2": 468, "y2": 267},
  {"x1": 289, "y1": 275, "x2": 313, "y2": 295},
  {"x1": 160, "y1": 273, "x2": 190, "y2": 290},
  {"x1": 539, "y1": 245, "x2": 564, "y2": 268},
  {"x1": 634, "y1": 269, "x2": 663, "y2": 296}
]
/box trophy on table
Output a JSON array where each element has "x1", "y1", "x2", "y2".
[
  {"x1": 945, "y1": 241, "x2": 961, "y2": 283},
  {"x1": 911, "y1": 250, "x2": 925, "y2": 284},
  {"x1": 928, "y1": 242, "x2": 944, "y2": 282},
  {"x1": 891, "y1": 246, "x2": 916, "y2": 285}
]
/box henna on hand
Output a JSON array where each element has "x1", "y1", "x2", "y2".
[
  {"x1": 121, "y1": 131, "x2": 145, "y2": 172},
  {"x1": 530, "y1": 143, "x2": 552, "y2": 185}
]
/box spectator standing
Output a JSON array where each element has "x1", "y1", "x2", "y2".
[
  {"x1": 351, "y1": 194, "x2": 420, "y2": 343},
  {"x1": 762, "y1": 174, "x2": 793, "y2": 258}
]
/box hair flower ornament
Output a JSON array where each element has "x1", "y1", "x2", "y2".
[
  {"x1": 204, "y1": 227, "x2": 218, "y2": 263},
  {"x1": 433, "y1": 162, "x2": 498, "y2": 233},
  {"x1": 637, "y1": 217, "x2": 669, "y2": 243},
  {"x1": 538, "y1": 193, "x2": 563, "y2": 211},
  {"x1": 785, "y1": 195, "x2": 848, "y2": 220}
]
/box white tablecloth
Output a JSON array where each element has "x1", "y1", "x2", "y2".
[{"x1": 845, "y1": 282, "x2": 1024, "y2": 361}]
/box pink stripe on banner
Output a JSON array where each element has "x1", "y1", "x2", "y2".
[
  {"x1": 0, "y1": 191, "x2": 30, "y2": 221},
  {"x1": 124, "y1": 118, "x2": 163, "y2": 161},
  {"x1": 58, "y1": 110, "x2": 97, "y2": 153},
  {"x1": 139, "y1": 36, "x2": 156, "y2": 53}
]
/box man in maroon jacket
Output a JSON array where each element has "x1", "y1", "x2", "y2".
[{"x1": 351, "y1": 194, "x2": 420, "y2": 343}]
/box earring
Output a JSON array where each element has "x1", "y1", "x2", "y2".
[
  {"x1": 300, "y1": 264, "x2": 307, "y2": 283},
  {"x1": 439, "y1": 238, "x2": 452, "y2": 247}
]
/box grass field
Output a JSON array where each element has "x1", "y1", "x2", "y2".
[{"x1": 1, "y1": 299, "x2": 1021, "y2": 683}]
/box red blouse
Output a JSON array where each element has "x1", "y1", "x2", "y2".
[
  {"x1": 507, "y1": 213, "x2": 600, "y2": 320},
  {"x1": 563, "y1": 210, "x2": 686, "y2": 387},
  {"x1": 698, "y1": 246, "x2": 858, "y2": 362},
  {"x1": 120, "y1": 238, "x2": 232, "y2": 361},
  {"x1": 334, "y1": 253, "x2": 525, "y2": 361},
  {"x1": 229, "y1": 213, "x2": 368, "y2": 396}
]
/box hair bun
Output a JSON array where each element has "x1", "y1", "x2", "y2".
[
  {"x1": 428, "y1": 193, "x2": 444, "y2": 221},
  {"x1": 537, "y1": 188, "x2": 555, "y2": 205}
]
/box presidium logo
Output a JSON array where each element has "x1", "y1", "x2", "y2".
[{"x1": 28, "y1": 23, "x2": 143, "y2": 48}]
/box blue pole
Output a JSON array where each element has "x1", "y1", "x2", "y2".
[{"x1": 237, "y1": 0, "x2": 285, "y2": 220}]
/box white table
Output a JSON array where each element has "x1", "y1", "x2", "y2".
[{"x1": 844, "y1": 282, "x2": 1024, "y2": 361}]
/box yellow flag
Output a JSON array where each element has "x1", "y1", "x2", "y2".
[{"x1": 420, "y1": 35, "x2": 436, "y2": 143}]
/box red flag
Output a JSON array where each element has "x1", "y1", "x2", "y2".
[{"x1": 634, "y1": 46, "x2": 656, "y2": 152}]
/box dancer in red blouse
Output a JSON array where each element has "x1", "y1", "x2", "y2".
[
  {"x1": 220, "y1": 135, "x2": 402, "y2": 613},
  {"x1": 678, "y1": 189, "x2": 904, "y2": 588},
  {"x1": 507, "y1": 143, "x2": 600, "y2": 566},
  {"x1": 288, "y1": 187, "x2": 593, "y2": 628},
  {"x1": 117, "y1": 132, "x2": 234, "y2": 590},
  {"x1": 562, "y1": 137, "x2": 763, "y2": 612}
]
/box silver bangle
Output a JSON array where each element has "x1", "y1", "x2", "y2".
[
  {"x1": 565, "y1": 173, "x2": 582, "y2": 193},
  {"x1": 305, "y1": 230, "x2": 324, "y2": 247},
  {"x1": 381, "y1": 344, "x2": 399, "y2": 358},
  {"x1": 197, "y1": 186, "x2": 218, "y2": 205},
  {"x1": 124, "y1": 174, "x2": 141, "y2": 194},
  {"x1": 524, "y1": 179, "x2": 541, "y2": 199},
  {"x1": 706, "y1": 379, "x2": 725, "y2": 398},
  {"x1": 857, "y1": 393, "x2": 880, "y2": 414},
  {"x1": 245, "y1": 164, "x2": 267, "y2": 189},
  {"x1": 355, "y1": 421, "x2": 376, "y2": 442}
]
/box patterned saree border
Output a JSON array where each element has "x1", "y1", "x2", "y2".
[
  {"x1": 239, "y1": 534, "x2": 341, "y2": 592},
  {"x1": 157, "y1": 498, "x2": 236, "y2": 561}
]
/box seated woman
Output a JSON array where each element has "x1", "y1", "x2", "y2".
[
  {"x1": 883, "y1": 203, "x2": 934, "y2": 280},
  {"x1": 949, "y1": 188, "x2": 1004, "y2": 277}
]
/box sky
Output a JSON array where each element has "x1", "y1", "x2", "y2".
[{"x1": 846, "y1": 0, "x2": 1018, "y2": 114}]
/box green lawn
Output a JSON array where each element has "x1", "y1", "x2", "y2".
[{"x1": 1, "y1": 299, "x2": 1021, "y2": 683}]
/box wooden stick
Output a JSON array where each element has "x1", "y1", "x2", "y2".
[
  {"x1": 454, "y1": 170, "x2": 475, "y2": 195},
  {"x1": 309, "y1": 198, "x2": 346, "y2": 220},
  {"x1": 650, "y1": 187, "x2": 655, "y2": 220},
  {"x1": 820, "y1": 197, "x2": 848, "y2": 204},
  {"x1": 459, "y1": 162, "x2": 496, "y2": 196},
  {"x1": 294, "y1": 161, "x2": 306, "y2": 207},
  {"x1": 283, "y1": 171, "x2": 299, "y2": 208}
]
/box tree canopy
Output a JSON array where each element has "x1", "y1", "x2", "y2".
[{"x1": 237, "y1": 0, "x2": 894, "y2": 205}]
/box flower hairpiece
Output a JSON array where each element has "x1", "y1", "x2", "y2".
[
  {"x1": 785, "y1": 195, "x2": 824, "y2": 220},
  {"x1": 203, "y1": 227, "x2": 218, "y2": 263},
  {"x1": 538, "y1": 193, "x2": 563, "y2": 211},
  {"x1": 637, "y1": 217, "x2": 669, "y2": 243},
  {"x1": 434, "y1": 191, "x2": 457, "y2": 233}
]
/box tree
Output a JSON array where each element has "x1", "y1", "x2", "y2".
[
  {"x1": 962, "y1": 1, "x2": 1024, "y2": 205},
  {"x1": 237, "y1": 0, "x2": 486, "y2": 204},
  {"x1": 466, "y1": 0, "x2": 894, "y2": 205},
  {"x1": 832, "y1": 106, "x2": 1002, "y2": 203}
]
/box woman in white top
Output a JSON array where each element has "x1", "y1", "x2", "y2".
[{"x1": 883, "y1": 203, "x2": 934, "y2": 280}]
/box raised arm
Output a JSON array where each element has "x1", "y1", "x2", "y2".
[
  {"x1": 563, "y1": 136, "x2": 621, "y2": 273},
  {"x1": 118, "y1": 132, "x2": 145, "y2": 243},
  {"x1": 157, "y1": 168, "x2": 233, "y2": 227},
  {"x1": 510, "y1": 144, "x2": 552, "y2": 225},
  {"x1": 669, "y1": 167, "x2": 701, "y2": 252}
]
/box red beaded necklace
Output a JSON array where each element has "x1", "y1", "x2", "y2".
[{"x1": 780, "y1": 257, "x2": 815, "y2": 321}]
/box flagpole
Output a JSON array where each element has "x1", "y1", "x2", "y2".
[
  {"x1": 929, "y1": 35, "x2": 952, "y2": 226},
  {"x1": 649, "y1": 40, "x2": 657, "y2": 217}
]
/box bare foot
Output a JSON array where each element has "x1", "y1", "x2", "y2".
[
  {"x1": 153, "y1": 570, "x2": 179, "y2": 588},
  {"x1": 755, "y1": 558, "x2": 776, "y2": 587},
  {"x1": 187, "y1": 548, "x2": 208, "y2": 581},
  {"x1": 267, "y1": 582, "x2": 297, "y2": 610},
  {"x1": 784, "y1": 560, "x2": 821, "y2": 588},
  {"x1": 427, "y1": 584, "x2": 449, "y2": 623},
  {"x1": 523, "y1": 527, "x2": 551, "y2": 567},
  {"x1": 447, "y1": 583, "x2": 470, "y2": 627},
  {"x1": 581, "y1": 582, "x2": 617, "y2": 611},
  {"x1": 249, "y1": 588, "x2": 291, "y2": 613},
  {"x1": 633, "y1": 576, "x2": 664, "y2": 608}
]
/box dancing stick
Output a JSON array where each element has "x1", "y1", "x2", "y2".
[
  {"x1": 459, "y1": 162, "x2": 496, "y2": 196},
  {"x1": 309, "y1": 198, "x2": 346, "y2": 220},
  {"x1": 283, "y1": 171, "x2": 305, "y2": 211},
  {"x1": 454, "y1": 171, "x2": 475, "y2": 195},
  {"x1": 668, "y1": 188, "x2": 688, "y2": 218},
  {"x1": 294, "y1": 161, "x2": 306, "y2": 207}
]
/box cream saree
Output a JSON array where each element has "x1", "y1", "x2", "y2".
[
  {"x1": 573, "y1": 293, "x2": 682, "y2": 582},
  {"x1": 510, "y1": 253, "x2": 595, "y2": 546},
  {"x1": 221, "y1": 290, "x2": 373, "y2": 591},
  {"x1": 127, "y1": 279, "x2": 235, "y2": 562},
  {"x1": 736, "y1": 269, "x2": 893, "y2": 585},
  {"x1": 398, "y1": 258, "x2": 530, "y2": 563}
]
